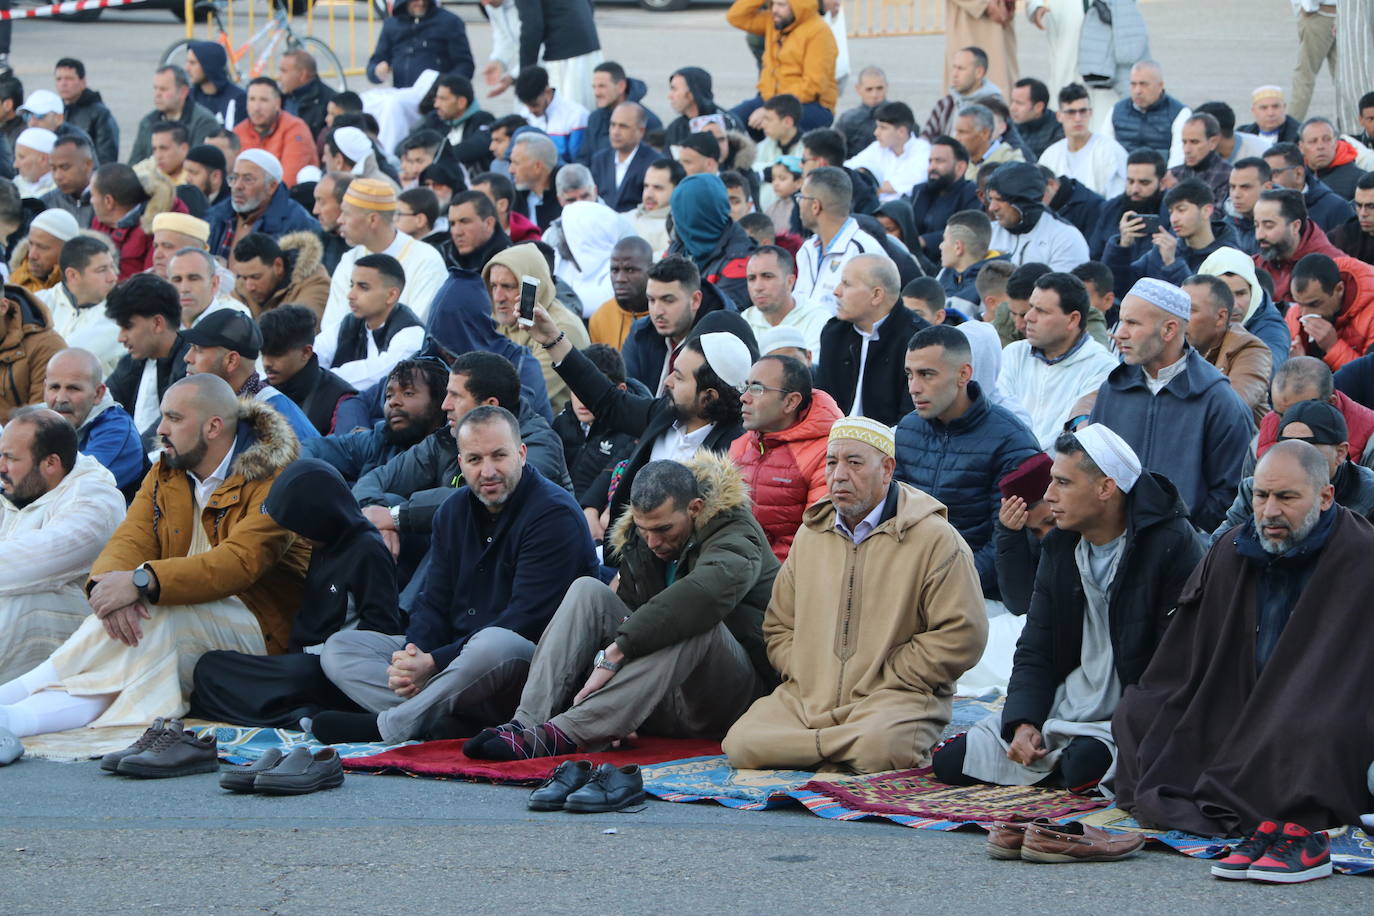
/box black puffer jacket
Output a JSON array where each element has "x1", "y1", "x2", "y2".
[
  {"x1": 999, "y1": 471, "x2": 1204, "y2": 741},
  {"x1": 63, "y1": 88, "x2": 120, "y2": 166},
  {"x1": 367, "y1": 0, "x2": 475, "y2": 87},
  {"x1": 516, "y1": 0, "x2": 599, "y2": 67}
]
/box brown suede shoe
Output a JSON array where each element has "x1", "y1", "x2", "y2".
[
  {"x1": 986, "y1": 821, "x2": 1028, "y2": 859},
  {"x1": 116, "y1": 727, "x2": 218, "y2": 778},
  {"x1": 1021, "y1": 818, "x2": 1145, "y2": 863}
]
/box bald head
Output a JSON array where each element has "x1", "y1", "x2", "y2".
[
  {"x1": 850, "y1": 254, "x2": 902, "y2": 303},
  {"x1": 44, "y1": 348, "x2": 105, "y2": 429},
  {"x1": 1260, "y1": 439, "x2": 1330, "y2": 493},
  {"x1": 168, "y1": 372, "x2": 240, "y2": 424},
  {"x1": 612, "y1": 235, "x2": 653, "y2": 260}
]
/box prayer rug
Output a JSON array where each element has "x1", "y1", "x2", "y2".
[
  {"x1": 199, "y1": 725, "x2": 412, "y2": 765},
  {"x1": 800, "y1": 767, "x2": 1109, "y2": 823},
  {"x1": 341, "y1": 737, "x2": 724, "y2": 784}
]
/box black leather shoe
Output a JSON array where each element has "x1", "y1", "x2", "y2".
[
  {"x1": 528, "y1": 759, "x2": 594, "y2": 811},
  {"x1": 253, "y1": 747, "x2": 345, "y2": 795},
  {"x1": 219, "y1": 748, "x2": 284, "y2": 793},
  {"x1": 563, "y1": 763, "x2": 645, "y2": 813}
]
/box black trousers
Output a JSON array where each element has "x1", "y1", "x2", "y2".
[
  {"x1": 932, "y1": 731, "x2": 1113, "y2": 792},
  {"x1": 190, "y1": 650, "x2": 362, "y2": 729}
]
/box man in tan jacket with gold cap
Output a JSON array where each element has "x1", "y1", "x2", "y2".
[{"x1": 723, "y1": 415, "x2": 988, "y2": 774}]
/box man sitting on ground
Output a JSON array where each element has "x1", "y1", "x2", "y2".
[
  {"x1": 0, "y1": 407, "x2": 126, "y2": 682},
  {"x1": 43, "y1": 348, "x2": 145, "y2": 497},
  {"x1": 37, "y1": 235, "x2": 121, "y2": 375},
  {"x1": 936, "y1": 209, "x2": 1002, "y2": 306},
  {"x1": 1284, "y1": 252, "x2": 1374, "y2": 371},
  {"x1": 934, "y1": 426, "x2": 1201, "y2": 791},
  {"x1": 1114, "y1": 440, "x2": 1374, "y2": 837},
  {"x1": 309, "y1": 406, "x2": 596, "y2": 744},
  {"x1": 465, "y1": 455, "x2": 778, "y2": 760},
  {"x1": 230, "y1": 231, "x2": 331, "y2": 327},
  {"x1": 731, "y1": 353, "x2": 842, "y2": 561},
  {"x1": 0, "y1": 375, "x2": 308, "y2": 739},
  {"x1": 740, "y1": 245, "x2": 828, "y2": 361},
  {"x1": 587, "y1": 236, "x2": 653, "y2": 350},
  {"x1": 314, "y1": 253, "x2": 424, "y2": 391},
  {"x1": 723, "y1": 417, "x2": 987, "y2": 774},
  {"x1": 1183, "y1": 274, "x2": 1272, "y2": 426},
  {"x1": 258, "y1": 305, "x2": 356, "y2": 436},
  {"x1": 1212, "y1": 399, "x2": 1374, "y2": 543},
  {"x1": 103, "y1": 274, "x2": 191, "y2": 452}
]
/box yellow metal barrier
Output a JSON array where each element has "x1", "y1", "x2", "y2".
[
  {"x1": 183, "y1": 0, "x2": 380, "y2": 79},
  {"x1": 846, "y1": 0, "x2": 946, "y2": 38}
]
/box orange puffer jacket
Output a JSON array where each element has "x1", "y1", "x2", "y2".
[
  {"x1": 730, "y1": 389, "x2": 844, "y2": 561},
  {"x1": 727, "y1": 0, "x2": 839, "y2": 111}
]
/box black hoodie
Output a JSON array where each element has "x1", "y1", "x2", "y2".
[
  {"x1": 263, "y1": 459, "x2": 402, "y2": 650},
  {"x1": 664, "y1": 67, "x2": 743, "y2": 147}
]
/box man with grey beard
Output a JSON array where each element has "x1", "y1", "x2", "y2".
[
  {"x1": 1113, "y1": 438, "x2": 1374, "y2": 846},
  {"x1": 206, "y1": 148, "x2": 320, "y2": 259}
]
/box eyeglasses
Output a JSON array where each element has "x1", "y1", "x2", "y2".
[
  {"x1": 738, "y1": 381, "x2": 791, "y2": 397},
  {"x1": 226, "y1": 174, "x2": 262, "y2": 186}
]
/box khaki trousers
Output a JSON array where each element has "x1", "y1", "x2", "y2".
[{"x1": 1292, "y1": 10, "x2": 1337, "y2": 121}]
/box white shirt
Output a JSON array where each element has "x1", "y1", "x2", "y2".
[
  {"x1": 794, "y1": 218, "x2": 885, "y2": 316},
  {"x1": 1145, "y1": 353, "x2": 1189, "y2": 395},
  {"x1": 834, "y1": 495, "x2": 885, "y2": 544},
  {"x1": 191, "y1": 296, "x2": 253, "y2": 328},
  {"x1": 321, "y1": 230, "x2": 448, "y2": 342},
  {"x1": 188, "y1": 440, "x2": 236, "y2": 509},
  {"x1": 649, "y1": 420, "x2": 715, "y2": 463},
  {"x1": 37, "y1": 286, "x2": 123, "y2": 376},
  {"x1": 315, "y1": 319, "x2": 425, "y2": 389},
  {"x1": 1038, "y1": 132, "x2": 1129, "y2": 199},
  {"x1": 849, "y1": 313, "x2": 888, "y2": 418},
  {"x1": 133, "y1": 359, "x2": 161, "y2": 435},
  {"x1": 844, "y1": 136, "x2": 933, "y2": 201}
]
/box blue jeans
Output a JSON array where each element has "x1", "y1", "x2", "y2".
[{"x1": 730, "y1": 95, "x2": 835, "y2": 133}]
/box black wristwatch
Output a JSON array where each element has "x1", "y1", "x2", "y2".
[{"x1": 132, "y1": 566, "x2": 154, "y2": 600}]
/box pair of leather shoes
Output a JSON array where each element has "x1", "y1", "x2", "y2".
[
  {"x1": 105, "y1": 720, "x2": 219, "y2": 779},
  {"x1": 220, "y1": 746, "x2": 345, "y2": 795},
  {"x1": 988, "y1": 817, "x2": 1144, "y2": 863},
  {"x1": 528, "y1": 760, "x2": 644, "y2": 813}
]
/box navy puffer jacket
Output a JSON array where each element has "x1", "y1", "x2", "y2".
[
  {"x1": 367, "y1": 0, "x2": 475, "y2": 88},
  {"x1": 894, "y1": 382, "x2": 1040, "y2": 598}
]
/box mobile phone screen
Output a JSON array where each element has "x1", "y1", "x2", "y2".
[{"x1": 519, "y1": 275, "x2": 540, "y2": 326}]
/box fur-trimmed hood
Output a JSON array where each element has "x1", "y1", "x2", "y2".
[
  {"x1": 9, "y1": 229, "x2": 115, "y2": 274},
  {"x1": 726, "y1": 129, "x2": 757, "y2": 171},
  {"x1": 278, "y1": 230, "x2": 325, "y2": 285},
  {"x1": 131, "y1": 162, "x2": 180, "y2": 234},
  {"x1": 229, "y1": 397, "x2": 301, "y2": 482},
  {"x1": 608, "y1": 449, "x2": 751, "y2": 555}
]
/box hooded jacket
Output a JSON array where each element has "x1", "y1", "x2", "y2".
[
  {"x1": 231, "y1": 230, "x2": 332, "y2": 327},
  {"x1": 91, "y1": 167, "x2": 190, "y2": 280},
  {"x1": 515, "y1": 0, "x2": 600, "y2": 68},
  {"x1": 188, "y1": 41, "x2": 248, "y2": 127},
  {"x1": 1048, "y1": 176, "x2": 1108, "y2": 242},
  {"x1": 0, "y1": 452, "x2": 125, "y2": 601},
  {"x1": 1196, "y1": 246, "x2": 1290, "y2": 371},
  {"x1": 578, "y1": 76, "x2": 664, "y2": 165},
  {"x1": 89, "y1": 399, "x2": 311, "y2": 655},
  {"x1": 207, "y1": 182, "x2": 321, "y2": 261},
  {"x1": 62, "y1": 88, "x2": 120, "y2": 166},
  {"x1": 482, "y1": 243, "x2": 591, "y2": 415},
  {"x1": 667, "y1": 173, "x2": 757, "y2": 307},
  {"x1": 894, "y1": 382, "x2": 1041, "y2": 597},
  {"x1": 405, "y1": 463, "x2": 596, "y2": 671},
  {"x1": 1303, "y1": 176, "x2": 1356, "y2": 233},
  {"x1": 877, "y1": 198, "x2": 921, "y2": 260},
  {"x1": 6, "y1": 236, "x2": 61, "y2": 293},
  {"x1": 723, "y1": 481, "x2": 987, "y2": 772},
  {"x1": 1282, "y1": 256, "x2": 1374, "y2": 371},
  {"x1": 726, "y1": 0, "x2": 838, "y2": 111},
  {"x1": 262, "y1": 459, "x2": 401, "y2": 651},
  {"x1": 1202, "y1": 323, "x2": 1273, "y2": 426},
  {"x1": 1089, "y1": 348, "x2": 1254, "y2": 533},
  {"x1": 75, "y1": 391, "x2": 147, "y2": 499},
  {"x1": 663, "y1": 68, "x2": 744, "y2": 148},
  {"x1": 609, "y1": 450, "x2": 778, "y2": 680},
  {"x1": 728, "y1": 389, "x2": 843, "y2": 562},
  {"x1": 1212, "y1": 460, "x2": 1374, "y2": 546},
  {"x1": 1001, "y1": 471, "x2": 1203, "y2": 740},
  {"x1": 986, "y1": 163, "x2": 1090, "y2": 272},
  {"x1": 367, "y1": 0, "x2": 475, "y2": 88},
  {"x1": 273, "y1": 354, "x2": 357, "y2": 436},
  {"x1": 0, "y1": 286, "x2": 64, "y2": 422},
  {"x1": 1253, "y1": 217, "x2": 1342, "y2": 301},
  {"x1": 352, "y1": 399, "x2": 572, "y2": 534}
]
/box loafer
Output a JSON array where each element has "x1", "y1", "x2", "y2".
[
  {"x1": 0, "y1": 726, "x2": 23, "y2": 766},
  {"x1": 986, "y1": 821, "x2": 1028, "y2": 860},
  {"x1": 219, "y1": 748, "x2": 285, "y2": 793},
  {"x1": 1021, "y1": 817, "x2": 1144, "y2": 863},
  {"x1": 117, "y1": 726, "x2": 218, "y2": 779},
  {"x1": 563, "y1": 763, "x2": 645, "y2": 814},
  {"x1": 100, "y1": 717, "x2": 177, "y2": 773},
  {"x1": 252, "y1": 747, "x2": 345, "y2": 796},
  {"x1": 529, "y1": 760, "x2": 594, "y2": 811}
]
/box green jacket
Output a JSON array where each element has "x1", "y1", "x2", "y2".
[
  {"x1": 128, "y1": 101, "x2": 222, "y2": 165},
  {"x1": 609, "y1": 450, "x2": 779, "y2": 681}
]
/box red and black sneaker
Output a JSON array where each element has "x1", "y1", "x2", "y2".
[
  {"x1": 1246, "y1": 822, "x2": 1332, "y2": 883},
  {"x1": 1210, "y1": 820, "x2": 1282, "y2": 879}
]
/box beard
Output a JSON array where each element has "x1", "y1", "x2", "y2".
[
  {"x1": 383, "y1": 407, "x2": 440, "y2": 448},
  {"x1": 162, "y1": 433, "x2": 209, "y2": 471},
  {"x1": 926, "y1": 171, "x2": 954, "y2": 193},
  {"x1": 0, "y1": 466, "x2": 45, "y2": 509},
  {"x1": 1255, "y1": 498, "x2": 1323, "y2": 555}
]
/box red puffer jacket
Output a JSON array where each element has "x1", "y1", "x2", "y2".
[{"x1": 730, "y1": 389, "x2": 844, "y2": 562}]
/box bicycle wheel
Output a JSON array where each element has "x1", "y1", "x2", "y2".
[
  {"x1": 160, "y1": 38, "x2": 196, "y2": 72},
  {"x1": 293, "y1": 35, "x2": 349, "y2": 93}
]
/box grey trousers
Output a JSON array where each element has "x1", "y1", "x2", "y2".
[
  {"x1": 321, "y1": 628, "x2": 534, "y2": 744},
  {"x1": 513, "y1": 577, "x2": 765, "y2": 749},
  {"x1": 1292, "y1": 10, "x2": 1338, "y2": 121}
]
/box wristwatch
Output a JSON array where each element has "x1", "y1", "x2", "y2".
[
  {"x1": 592, "y1": 649, "x2": 622, "y2": 673},
  {"x1": 132, "y1": 566, "x2": 153, "y2": 600},
  {"x1": 389, "y1": 505, "x2": 401, "y2": 528}
]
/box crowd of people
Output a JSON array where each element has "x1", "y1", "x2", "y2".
[{"x1": 0, "y1": 0, "x2": 1373, "y2": 881}]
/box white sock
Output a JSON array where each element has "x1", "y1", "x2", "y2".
[
  {"x1": 0, "y1": 661, "x2": 60, "y2": 705},
  {"x1": 0, "y1": 690, "x2": 112, "y2": 738}
]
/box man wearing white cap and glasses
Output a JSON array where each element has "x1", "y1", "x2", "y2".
[
  {"x1": 528, "y1": 302, "x2": 752, "y2": 557},
  {"x1": 932, "y1": 424, "x2": 1202, "y2": 797},
  {"x1": 724, "y1": 415, "x2": 988, "y2": 775},
  {"x1": 10, "y1": 208, "x2": 77, "y2": 293},
  {"x1": 13, "y1": 127, "x2": 57, "y2": 199},
  {"x1": 1090, "y1": 277, "x2": 1253, "y2": 533},
  {"x1": 206, "y1": 148, "x2": 320, "y2": 260}
]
